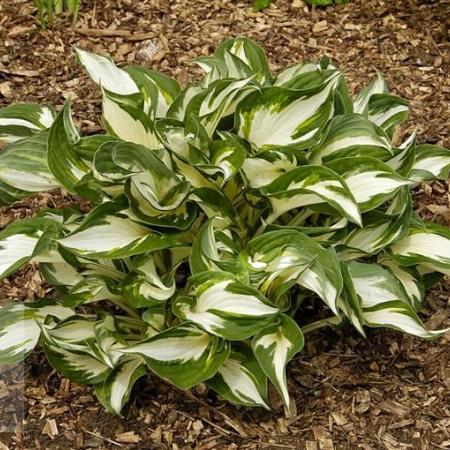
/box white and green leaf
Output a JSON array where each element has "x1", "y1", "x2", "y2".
[
  {"x1": 208, "y1": 343, "x2": 269, "y2": 409},
  {"x1": 262, "y1": 165, "x2": 361, "y2": 226},
  {"x1": 325, "y1": 156, "x2": 412, "y2": 212},
  {"x1": 353, "y1": 71, "x2": 388, "y2": 115},
  {"x1": 0, "y1": 104, "x2": 54, "y2": 143},
  {"x1": 122, "y1": 254, "x2": 176, "y2": 307},
  {"x1": 252, "y1": 315, "x2": 304, "y2": 412},
  {"x1": 119, "y1": 323, "x2": 229, "y2": 389},
  {"x1": 76, "y1": 48, "x2": 139, "y2": 96},
  {"x1": 0, "y1": 300, "x2": 73, "y2": 364},
  {"x1": 389, "y1": 222, "x2": 450, "y2": 275},
  {"x1": 173, "y1": 272, "x2": 279, "y2": 340},
  {"x1": 58, "y1": 201, "x2": 180, "y2": 258},
  {"x1": 247, "y1": 230, "x2": 343, "y2": 314},
  {"x1": 237, "y1": 73, "x2": 340, "y2": 149},
  {"x1": 102, "y1": 89, "x2": 160, "y2": 149},
  {"x1": 0, "y1": 133, "x2": 59, "y2": 203},
  {"x1": 410, "y1": 144, "x2": 450, "y2": 181},
  {"x1": 94, "y1": 356, "x2": 146, "y2": 416},
  {"x1": 347, "y1": 261, "x2": 448, "y2": 339},
  {"x1": 309, "y1": 113, "x2": 392, "y2": 164}
]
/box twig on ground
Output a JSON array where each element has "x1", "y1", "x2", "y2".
[{"x1": 83, "y1": 429, "x2": 123, "y2": 447}]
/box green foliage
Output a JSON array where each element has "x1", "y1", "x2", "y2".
[
  {"x1": 253, "y1": 0, "x2": 349, "y2": 10},
  {"x1": 253, "y1": 0, "x2": 274, "y2": 11},
  {"x1": 34, "y1": 0, "x2": 80, "y2": 28},
  {"x1": 0, "y1": 38, "x2": 449, "y2": 416}
]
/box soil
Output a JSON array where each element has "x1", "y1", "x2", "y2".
[{"x1": 0, "y1": 0, "x2": 449, "y2": 449}]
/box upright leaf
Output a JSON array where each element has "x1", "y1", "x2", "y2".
[
  {"x1": 94, "y1": 357, "x2": 146, "y2": 416},
  {"x1": 76, "y1": 48, "x2": 139, "y2": 96},
  {"x1": 208, "y1": 343, "x2": 269, "y2": 408},
  {"x1": 252, "y1": 315, "x2": 304, "y2": 412}
]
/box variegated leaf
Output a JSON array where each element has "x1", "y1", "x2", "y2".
[
  {"x1": 347, "y1": 262, "x2": 448, "y2": 339},
  {"x1": 122, "y1": 253, "x2": 176, "y2": 307},
  {"x1": 367, "y1": 94, "x2": 409, "y2": 135},
  {"x1": 208, "y1": 343, "x2": 269, "y2": 409},
  {"x1": 41, "y1": 321, "x2": 112, "y2": 385},
  {"x1": 166, "y1": 84, "x2": 203, "y2": 121},
  {"x1": 389, "y1": 222, "x2": 450, "y2": 275},
  {"x1": 338, "y1": 262, "x2": 365, "y2": 336},
  {"x1": 0, "y1": 133, "x2": 59, "y2": 204},
  {"x1": 119, "y1": 324, "x2": 229, "y2": 389},
  {"x1": 0, "y1": 104, "x2": 54, "y2": 144},
  {"x1": 237, "y1": 73, "x2": 340, "y2": 149},
  {"x1": 173, "y1": 272, "x2": 279, "y2": 340},
  {"x1": 125, "y1": 65, "x2": 181, "y2": 117},
  {"x1": 380, "y1": 258, "x2": 423, "y2": 311},
  {"x1": 242, "y1": 149, "x2": 298, "y2": 189},
  {"x1": 0, "y1": 300, "x2": 73, "y2": 364},
  {"x1": 247, "y1": 230, "x2": 343, "y2": 314},
  {"x1": 102, "y1": 89, "x2": 160, "y2": 149},
  {"x1": 252, "y1": 315, "x2": 304, "y2": 412},
  {"x1": 196, "y1": 132, "x2": 246, "y2": 185},
  {"x1": 0, "y1": 218, "x2": 60, "y2": 280},
  {"x1": 325, "y1": 157, "x2": 412, "y2": 212},
  {"x1": 40, "y1": 261, "x2": 83, "y2": 290},
  {"x1": 187, "y1": 77, "x2": 257, "y2": 137},
  {"x1": 63, "y1": 275, "x2": 121, "y2": 307},
  {"x1": 40, "y1": 313, "x2": 128, "y2": 381},
  {"x1": 141, "y1": 304, "x2": 167, "y2": 337},
  {"x1": 353, "y1": 71, "x2": 388, "y2": 114},
  {"x1": 189, "y1": 187, "x2": 237, "y2": 228},
  {"x1": 58, "y1": 200, "x2": 180, "y2": 259},
  {"x1": 94, "y1": 313, "x2": 128, "y2": 367},
  {"x1": 338, "y1": 188, "x2": 412, "y2": 260},
  {"x1": 387, "y1": 131, "x2": 416, "y2": 177},
  {"x1": 76, "y1": 48, "x2": 139, "y2": 96},
  {"x1": 94, "y1": 356, "x2": 146, "y2": 416},
  {"x1": 410, "y1": 144, "x2": 450, "y2": 181},
  {"x1": 262, "y1": 165, "x2": 361, "y2": 226},
  {"x1": 189, "y1": 220, "x2": 221, "y2": 274},
  {"x1": 309, "y1": 113, "x2": 392, "y2": 164},
  {"x1": 196, "y1": 37, "x2": 272, "y2": 86},
  {"x1": 47, "y1": 103, "x2": 99, "y2": 200},
  {"x1": 275, "y1": 61, "x2": 326, "y2": 87}
]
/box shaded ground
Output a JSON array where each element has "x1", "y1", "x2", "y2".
[{"x1": 0, "y1": 0, "x2": 449, "y2": 449}]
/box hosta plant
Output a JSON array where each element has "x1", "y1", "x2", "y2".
[{"x1": 0, "y1": 38, "x2": 449, "y2": 416}]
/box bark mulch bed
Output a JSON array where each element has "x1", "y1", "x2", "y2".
[{"x1": 0, "y1": 0, "x2": 449, "y2": 449}]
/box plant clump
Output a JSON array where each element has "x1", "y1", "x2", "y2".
[{"x1": 0, "y1": 38, "x2": 449, "y2": 416}]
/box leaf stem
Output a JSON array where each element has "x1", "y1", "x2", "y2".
[
  {"x1": 301, "y1": 316, "x2": 341, "y2": 334},
  {"x1": 288, "y1": 209, "x2": 314, "y2": 227},
  {"x1": 109, "y1": 298, "x2": 140, "y2": 319}
]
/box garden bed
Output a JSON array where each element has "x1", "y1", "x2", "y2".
[{"x1": 0, "y1": 0, "x2": 449, "y2": 449}]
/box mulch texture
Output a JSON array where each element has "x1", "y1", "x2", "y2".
[{"x1": 0, "y1": 0, "x2": 449, "y2": 449}]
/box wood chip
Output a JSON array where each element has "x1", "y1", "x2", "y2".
[
  {"x1": 115, "y1": 431, "x2": 141, "y2": 444},
  {"x1": 306, "y1": 442, "x2": 318, "y2": 450},
  {"x1": 313, "y1": 21, "x2": 328, "y2": 34},
  {"x1": 377, "y1": 400, "x2": 411, "y2": 418},
  {"x1": 42, "y1": 419, "x2": 58, "y2": 438}
]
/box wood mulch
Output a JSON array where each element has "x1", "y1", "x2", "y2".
[{"x1": 0, "y1": 0, "x2": 449, "y2": 449}]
